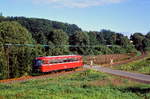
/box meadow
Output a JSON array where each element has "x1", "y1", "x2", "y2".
[
  {"x1": 0, "y1": 69, "x2": 150, "y2": 99},
  {"x1": 114, "y1": 53, "x2": 150, "y2": 74}
]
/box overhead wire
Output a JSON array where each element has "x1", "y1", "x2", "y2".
[{"x1": 0, "y1": 44, "x2": 105, "y2": 48}]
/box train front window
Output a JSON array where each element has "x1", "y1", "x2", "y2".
[{"x1": 35, "y1": 60, "x2": 43, "y2": 66}]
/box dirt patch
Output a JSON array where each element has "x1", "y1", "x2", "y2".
[
  {"x1": 0, "y1": 96, "x2": 5, "y2": 99},
  {"x1": 84, "y1": 53, "x2": 135, "y2": 66},
  {"x1": 88, "y1": 79, "x2": 109, "y2": 86},
  {"x1": 84, "y1": 52, "x2": 147, "y2": 67},
  {"x1": 107, "y1": 53, "x2": 147, "y2": 67},
  {"x1": 87, "y1": 77, "x2": 136, "y2": 86},
  {"x1": 110, "y1": 78, "x2": 125, "y2": 86}
]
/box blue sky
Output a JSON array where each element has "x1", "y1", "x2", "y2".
[{"x1": 0, "y1": 0, "x2": 150, "y2": 36}]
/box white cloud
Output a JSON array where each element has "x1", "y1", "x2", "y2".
[{"x1": 33, "y1": 0, "x2": 125, "y2": 8}]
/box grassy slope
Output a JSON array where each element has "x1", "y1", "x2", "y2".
[
  {"x1": 0, "y1": 70, "x2": 150, "y2": 99},
  {"x1": 114, "y1": 52, "x2": 150, "y2": 74}
]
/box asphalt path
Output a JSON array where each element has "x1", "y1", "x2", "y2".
[{"x1": 84, "y1": 65, "x2": 150, "y2": 84}]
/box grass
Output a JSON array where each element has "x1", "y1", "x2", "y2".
[
  {"x1": 114, "y1": 52, "x2": 150, "y2": 74},
  {"x1": 0, "y1": 69, "x2": 150, "y2": 99}
]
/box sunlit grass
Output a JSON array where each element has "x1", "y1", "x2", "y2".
[
  {"x1": 114, "y1": 52, "x2": 150, "y2": 74},
  {"x1": 0, "y1": 70, "x2": 150, "y2": 99}
]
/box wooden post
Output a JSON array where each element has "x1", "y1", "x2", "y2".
[
  {"x1": 90, "y1": 60, "x2": 93, "y2": 66},
  {"x1": 110, "y1": 59, "x2": 113, "y2": 67}
]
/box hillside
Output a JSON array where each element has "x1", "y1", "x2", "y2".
[
  {"x1": 0, "y1": 16, "x2": 150, "y2": 79},
  {"x1": 0, "y1": 16, "x2": 138, "y2": 54}
]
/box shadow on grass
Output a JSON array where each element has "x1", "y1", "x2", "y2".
[
  {"x1": 122, "y1": 87, "x2": 150, "y2": 94},
  {"x1": 120, "y1": 87, "x2": 150, "y2": 98}
]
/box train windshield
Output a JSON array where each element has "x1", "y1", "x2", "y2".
[{"x1": 35, "y1": 60, "x2": 43, "y2": 66}]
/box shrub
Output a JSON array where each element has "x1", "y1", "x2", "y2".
[{"x1": 109, "y1": 45, "x2": 126, "y2": 54}]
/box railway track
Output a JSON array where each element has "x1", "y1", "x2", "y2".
[
  {"x1": 0, "y1": 53, "x2": 148, "y2": 84},
  {"x1": 0, "y1": 68, "x2": 87, "y2": 84}
]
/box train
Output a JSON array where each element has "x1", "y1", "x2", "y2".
[{"x1": 34, "y1": 55, "x2": 83, "y2": 72}]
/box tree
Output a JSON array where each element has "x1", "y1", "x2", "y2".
[
  {"x1": 0, "y1": 21, "x2": 34, "y2": 79},
  {"x1": 0, "y1": 45, "x2": 8, "y2": 79},
  {"x1": 130, "y1": 33, "x2": 145, "y2": 51},
  {"x1": 0, "y1": 17, "x2": 81, "y2": 44},
  {"x1": 116, "y1": 33, "x2": 132, "y2": 50},
  {"x1": 96, "y1": 32, "x2": 106, "y2": 44},
  {"x1": 47, "y1": 29, "x2": 70, "y2": 55},
  {"x1": 88, "y1": 32, "x2": 99, "y2": 45},
  {"x1": 70, "y1": 31, "x2": 91, "y2": 55},
  {"x1": 101, "y1": 29, "x2": 116, "y2": 45},
  {"x1": 146, "y1": 32, "x2": 150, "y2": 39},
  {"x1": 34, "y1": 31, "x2": 47, "y2": 44},
  {"x1": 142, "y1": 38, "x2": 150, "y2": 51},
  {"x1": 87, "y1": 32, "x2": 99, "y2": 54},
  {"x1": 95, "y1": 45, "x2": 113, "y2": 54}
]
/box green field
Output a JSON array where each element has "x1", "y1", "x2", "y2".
[
  {"x1": 0, "y1": 70, "x2": 150, "y2": 99},
  {"x1": 114, "y1": 53, "x2": 150, "y2": 74}
]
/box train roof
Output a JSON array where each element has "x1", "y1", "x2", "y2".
[{"x1": 36, "y1": 55, "x2": 82, "y2": 60}]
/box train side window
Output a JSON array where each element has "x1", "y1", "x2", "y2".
[
  {"x1": 63, "y1": 59, "x2": 69, "y2": 62},
  {"x1": 43, "y1": 60, "x2": 49, "y2": 64},
  {"x1": 50, "y1": 60, "x2": 57, "y2": 64},
  {"x1": 50, "y1": 59, "x2": 63, "y2": 64},
  {"x1": 49, "y1": 57, "x2": 80, "y2": 64},
  {"x1": 71, "y1": 58, "x2": 78, "y2": 62},
  {"x1": 63, "y1": 58, "x2": 78, "y2": 63}
]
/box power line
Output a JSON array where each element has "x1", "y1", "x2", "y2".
[{"x1": 0, "y1": 43, "x2": 105, "y2": 48}]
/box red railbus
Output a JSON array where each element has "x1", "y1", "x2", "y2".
[{"x1": 34, "y1": 55, "x2": 83, "y2": 72}]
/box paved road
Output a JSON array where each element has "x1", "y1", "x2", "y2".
[{"x1": 84, "y1": 65, "x2": 150, "y2": 84}]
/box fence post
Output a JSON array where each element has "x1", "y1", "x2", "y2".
[{"x1": 110, "y1": 59, "x2": 113, "y2": 67}]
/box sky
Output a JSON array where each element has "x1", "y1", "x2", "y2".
[{"x1": 0, "y1": 0, "x2": 150, "y2": 36}]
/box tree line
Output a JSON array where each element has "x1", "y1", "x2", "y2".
[{"x1": 0, "y1": 16, "x2": 149, "y2": 79}]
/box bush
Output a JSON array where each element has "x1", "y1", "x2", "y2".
[
  {"x1": 95, "y1": 45, "x2": 113, "y2": 55},
  {"x1": 109, "y1": 45, "x2": 126, "y2": 54}
]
